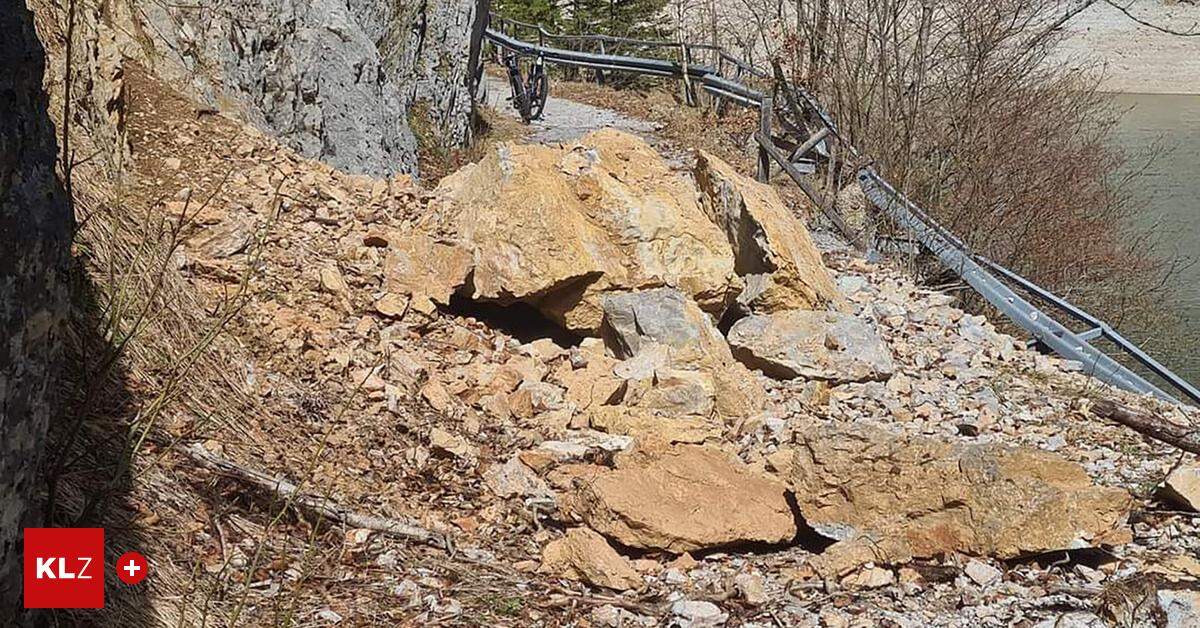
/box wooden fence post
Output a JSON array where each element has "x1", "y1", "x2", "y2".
[
  {"x1": 757, "y1": 96, "x2": 773, "y2": 182},
  {"x1": 596, "y1": 40, "x2": 606, "y2": 85},
  {"x1": 680, "y1": 44, "x2": 697, "y2": 107}
]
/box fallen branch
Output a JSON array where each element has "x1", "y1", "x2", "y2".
[
  {"x1": 179, "y1": 442, "x2": 454, "y2": 552},
  {"x1": 1089, "y1": 399, "x2": 1200, "y2": 456}
]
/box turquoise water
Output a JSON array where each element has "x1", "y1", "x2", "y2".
[{"x1": 1110, "y1": 93, "x2": 1200, "y2": 388}]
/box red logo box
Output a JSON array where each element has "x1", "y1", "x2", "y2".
[{"x1": 24, "y1": 528, "x2": 105, "y2": 609}]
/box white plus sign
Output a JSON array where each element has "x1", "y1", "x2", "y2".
[{"x1": 124, "y1": 560, "x2": 141, "y2": 577}]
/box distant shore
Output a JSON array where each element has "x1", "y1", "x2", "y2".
[{"x1": 1053, "y1": 0, "x2": 1200, "y2": 95}]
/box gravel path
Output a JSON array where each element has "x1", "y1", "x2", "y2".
[{"x1": 482, "y1": 75, "x2": 658, "y2": 144}]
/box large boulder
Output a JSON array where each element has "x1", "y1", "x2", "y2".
[
  {"x1": 727, "y1": 310, "x2": 894, "y2": 383},
  {"x1": 791, "y1": 426, "x2": 1133, "y2": 574},
  {"x1": 564, "y1": 444, "x2": 797, "y2": 553},
  {"x1": 695, "y1": 151, "x2": 841, "y2": 313},
  {"x1": 433, "y1": 130, "x2": 737, "y2": 332}
]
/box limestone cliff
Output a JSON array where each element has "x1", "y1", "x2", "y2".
[{"x1": 69, "y1": 0, "x2": 479, "y2": 178}]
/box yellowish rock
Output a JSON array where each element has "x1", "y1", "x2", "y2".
[
  {"x1": 792, "y1": 426, "x2": 1133, "y2": 570},
  {"x1": 374, "y1": 293, "x2": 410, "y2": 319},
  {"x1": 587, "y1": 406, "x2": 720, "y2": 445},
  {"x1": 434, "y1": 130, "x2": 736, "y2": 332},
  {"x1": 695, "y1": 151, "x2": 841, "y2": 312},
  {"x1": 539, "y1": 528, "x2": 643, "y2": 591},
  {"x1": 566, "y1": 444, "x2": 797, "y2": 553},
  {"x1": 381, "y1": 232, "x2": 472, "y2": 305},
  {"x1": 1161, "y1": 464, "x2": 1200, "y2": 511}
]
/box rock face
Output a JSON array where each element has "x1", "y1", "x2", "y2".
[
  {"x1": 385, "y1": 0, "x2": 480, "y2": 151},
  {"x1": 0, "y1": 5, "x2": 73, "y2": 617},
  {"x1": 791, "y1": 427, "x2": 1133, "y2": 571},
  {"x1": 565, "y1": 444, "x2": 797, "y2": 553},
  {"x1": 1161, "y1": 465, "x2": 1200, "y2": 511},
  {"x1": 434, "y1": 130, "x2": 737, "y2": 332},
  {"x1": 539, "y1": 527, "x2": 643, "y2": 591},
  {"x1": 728, "y1": 310, "x2": 894, "y2": 382},
  {"x1": 104, "y1": 0, "x2": 477, "y2": 176},
  {"x1": 695, "y1": 151, "x2": 840, "y2": 313}
]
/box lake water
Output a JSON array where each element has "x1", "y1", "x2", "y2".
[{"x1": 1109, "y1": 93, "x2": 1200, "y2": 389}]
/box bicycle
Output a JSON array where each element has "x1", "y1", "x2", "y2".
[{"x1": 503, "y1": 51, "x2": 549, "y2": 123}]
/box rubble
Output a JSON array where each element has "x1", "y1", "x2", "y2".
[{"x1": 104, "y1": 65, "x2": 1200, "y2": 626}]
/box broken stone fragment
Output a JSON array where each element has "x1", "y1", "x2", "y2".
[
  {"x1": 694, "y1": 151, "x2": 841, "y2": 313},
  {"x1": 374, "y1": 293, "x2": 410, "y2": 319},
  {"x1": 628, "y1": 368, "x2": 716, "y2": 418},
  {"x1": 429, "y1": 428, "x2": 476, "y2": 460},
  {"x1": 841, "y1": 566, "x2": 895, "y2": 589},
  {"x1": 484, "y1": 455, "x2": 552, "y2": 499},
  {"x1": 191, "y1": 217, "x2": 253, "y2": 258},
  {"x1": 733, "y1": 572, "x2": 767, "y2": 605},
  {"x1": 727, "y1": 310, "x2": 895, "y2": 383},
  {"x1": 538, "y1": 527, "x2": 643, "y2": 591},
  {"x1": 601, "y1": 288, "x2": 732, "y2": 366},
  {"x1": 791, "y1": 426, "x2": 1133, "y2": 571},
  {"x1": 380, "y1": 232, "x2": 472, "y2": 306},
  {"x1": 433, "y1": 130, "x2": 735, "y2": 332},
  {"x1": 599, "y1": 289, "x2": 766, "y2": 420},
  {"x1": 963, "y1": 559, "x2": 1003, "y2": 586},
  {"x1": 318, "y1": 265, "x2": 349, "y2": 296},
  {"x1": 553, "y1": 351, "x2": 624, "y2": 412},
  {"x1": 1160, "y1": 465, "x2": 1200, "y2": 511},
  {"x1": 564, "y1": 444, "x2": 797, "y2": 553},
  {"x1": 670, "y1": 600, "x2": 729, "y2": 627},
  {"x1": 507, "y1": 380, "x2": 566, "y2": 420}
]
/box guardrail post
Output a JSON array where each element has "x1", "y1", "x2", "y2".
[
  {"x1": 757, "y1": 96, "x2": 773, "y2": 182},
  {"x1": 596, "y1": 41, "x2": 607, "y2": 85},
  {"x1": 681, "y1": 44, "x2": 698, "y2": 107}
]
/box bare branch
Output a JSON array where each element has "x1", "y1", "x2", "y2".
[{"x1": 1103, "y1": 0, "x2": 1200, "y2": 36}]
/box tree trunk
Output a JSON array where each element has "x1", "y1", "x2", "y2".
[{"x1": 0, "y1": 1, "x2": 72, "y2": 620}]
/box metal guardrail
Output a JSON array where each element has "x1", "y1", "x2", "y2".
[{"x1": 481, "y1": 14, "x2": 1199, "y2": 407}]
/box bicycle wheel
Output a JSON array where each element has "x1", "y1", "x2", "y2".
[
  {"x1": 508, "y1": 68, "x2": 532, "y2": 123},
  {"x1": 530, "y1": 69, "x2": 549, "y2": 120}
]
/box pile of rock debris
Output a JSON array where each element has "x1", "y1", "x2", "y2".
[{"x1": 142, "y1": 68, "x2": 1200, "y2": 623}]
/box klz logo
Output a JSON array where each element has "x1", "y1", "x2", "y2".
[{"x1": 24, "y1": 528, "x2": 105, "y2": 609}]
